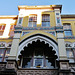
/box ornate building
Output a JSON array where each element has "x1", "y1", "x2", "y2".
[{"x1": 0, "y1": 5, "x2": 75, "y2": 75}]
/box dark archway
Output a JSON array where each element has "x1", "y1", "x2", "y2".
[{"x1": 18, "y1": 40, "x2": 58, "y2": 69}]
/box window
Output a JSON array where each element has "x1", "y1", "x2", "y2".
[
  {"x1": 56, "y1": 13, "x2": 59, "y2": 15},
  {"x1": 0, "y1": 49, "x2": 5, "y2": 62},
  {"x1": 64, "y1": 31, "x2": 72, "y2": 36},
  {"x1": 0, "y1": 48, "x2": 10, "y2": 62},
  {"x1": 42, "y1": 14, "x2": 50, "y2": 27},
  {"x1": 22, "y1": 50, "x2": 55, "y2": 68},
  {"x1": 10, "y1": 25, "x2": 15, "y2": 30},
  {"x1": 0, "y1": 25, "x2": 6, "y2": 36},
  {"x1": 63, "y1": 23, "x2": 72, "y2": 36},
  {"x1": 66, "y1": 49, "x2": 75, "y2": 63},
  {"x1": 0, "y1": 25, "x2": 6, "y2": 30},
  {"x1": 63, "y1": 24, "x2": 71, "y2": 30},
  {"x1": 28, "y1": 15, "x2": 37, "y2": 27},
  {"x1": 57, "y1": 17, "x2": 60, "y2": 23},
  {"x1": 18, "y1": 17, "x2": 23, "y2": 25}
]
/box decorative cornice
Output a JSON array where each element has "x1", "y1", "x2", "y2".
[{"x1": 22, "y1": 26, "x2": 63, "y2": 30}]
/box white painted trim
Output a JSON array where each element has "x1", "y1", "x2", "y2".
[{"x1": 16, "y1": 35, "x2": 59, "y2": 60}]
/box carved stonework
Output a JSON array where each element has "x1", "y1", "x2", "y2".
[
  {"x1": 17, "y1": 69, "x2": 58, "y2": 75},
  {"x1": 60, "y1": 62, "x2": 69, "y2": 70},
  {"x1": 6, "y1": 61, "x2": 15, "y2": 69},
  {"x1": 0, "y1": 63, "x2": 6, "y2": 70},
  {"x1": 6, "y1": 60, "x2": 17, "y2": 71}
]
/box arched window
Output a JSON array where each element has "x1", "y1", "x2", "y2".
[{"x1": 19, "y1": 40, "x2": 58, "y2": 69}]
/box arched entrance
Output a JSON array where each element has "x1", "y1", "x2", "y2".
[{"x1": 17, "y1": 34, "x2": 59, "y2": 69}]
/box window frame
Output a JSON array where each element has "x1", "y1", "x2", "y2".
[
  {"x1": 63, "y1": 24, "x2": 73, "y2": 36},
  {"x1": 28, "y1": 14, "x2": 37, "y2": 27},
  {"x1": 42, "y1": 14, "x2": 50, "y2": 27}
]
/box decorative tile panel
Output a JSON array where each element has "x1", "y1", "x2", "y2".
[
  {"x1": 22, "y1": 32, "x2": 30, "y2": 36},
  {"x1": 45, "y1": 31, "x2": 56, "y2": 36}
]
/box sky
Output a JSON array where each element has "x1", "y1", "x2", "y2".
[{"x1": 0, "y1": 0, "x2": 75, "y2": 15}]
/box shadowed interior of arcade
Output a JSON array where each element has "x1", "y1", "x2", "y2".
[{"x1": 18, "y1": 40, "x2": 58, "y2": 69}]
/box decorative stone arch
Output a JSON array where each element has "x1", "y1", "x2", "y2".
[{"x1": 17, "y1": 34, "x2": 59, "y2": 60}]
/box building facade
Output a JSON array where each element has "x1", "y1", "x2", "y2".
[{"x1": 0, "y1": 5, "x2": 75, "y2": 75}]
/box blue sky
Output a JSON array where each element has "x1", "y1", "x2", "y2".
[{"x1": 0, "y1": 0, "x2": 75, "y2": 15}]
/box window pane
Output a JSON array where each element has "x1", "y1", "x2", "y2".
[
  {"x1": 0, "y1": 58, "x2": 2, "y2": 62},
  {"x1": 46, "y1": 58, "x2": 54, "y2": 69},
  {"x1": 57, "y1": 17, "x2": 60, "y2": 23},
  {"x1": 0, "y1": 49, "x2": 5, "y2": 57},
  {"x1": 28, "y1": 15, "x2": 37, "y2": 27},
  {"x1": 66, "y1": 50, "x2": 74, "y2": 57},
  {"x1": 64, "y1": 31, "x2": 72, "y2": 36},
  {"x1": 33, "y1": 22, "x2": 36, "y2": 27},
  {"x1": 2, "y1": 25, "x2": 6, "y2": 30},
  {"x1": 42, "y1": 22, "x2": 50, "y2": 27},
  {"x1": 22, "y1": 58, "x2": 32, "y2": 68},
  {"x1": 0, "y1": 26, "x2": 2, "y2": 30},
  {"x1": 42, "y1": 14, "x2": 50, "y2": 27},
  {"x1": 34, "y1": 58, "x2": 43, "y2": 68},
  {"x1": 18, "y1": 18, "x2": 22, "y2": 24},
  {"x1": 5, "y1": 49, "x2": 10, "y2": 57},
  {"x1": 68, "y1": 59, "x2": 74, "y2": 63},
  {"x1": 42, "y1": 14, "x2": 50, "y2": 21},
  {"x1": 63, "y1": 25, "x2": 71, "y2": 30}
]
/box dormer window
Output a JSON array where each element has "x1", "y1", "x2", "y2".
[
  {"x1": 28, "y1": 15, "x2": 37, "y2": 27},
  {"x1": 42, "y1": 14, "x2": 50, "y2": 27}
]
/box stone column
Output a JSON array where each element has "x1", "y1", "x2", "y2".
[
  {"x1": 56, "y1": 30, "x2": 70, "y2": 75},
  {"x1": 8, "y1": 32, "x2": 21, "y2": 60},
  {"x1": 57, "y1": 32, "x2": 67, "y2": 60},
  {"x1": 6, "y1": 26, "x2": 22, "y2": 72}
]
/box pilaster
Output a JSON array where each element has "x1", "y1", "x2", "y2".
[{"x1": 8, "y1": 26, "x2": 22, "y2": 60}]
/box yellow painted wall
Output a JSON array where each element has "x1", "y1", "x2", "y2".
[
  {"x1": 22, "y1": 16, "x2": 29, "y2": 27},
  {"x1": 20, "y1": 30, "x2": 57, "y2": 42},
  {"x1": 22, "y1": 11, "x2": 56, "y2": 27}
]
